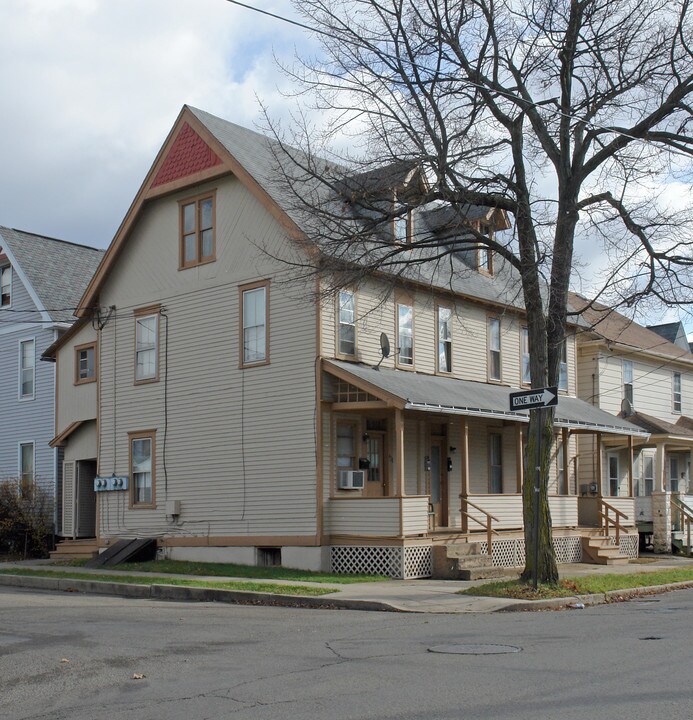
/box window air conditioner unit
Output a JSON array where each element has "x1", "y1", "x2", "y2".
[{"x1": 338, "y1": 470, "x2": 366, "y2": 490}]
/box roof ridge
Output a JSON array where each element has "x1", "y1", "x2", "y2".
[{"x1": 0, "y1": 226, "x2": 103, "y2": 252}]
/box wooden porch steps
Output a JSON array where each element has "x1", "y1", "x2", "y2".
[
  {"x1": 432, "y1": 543, "x2": 509, "y2": 580},
  {"x1": 50, "y1": 538, "x2": 99, "y2": 561},
  {"x1": 581, "y1": 536, "x2": 630, "y2": 565}
]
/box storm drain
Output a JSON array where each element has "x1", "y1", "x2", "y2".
[{"x1": 428, "y1": 643, "x2": 522, "y2": 655}]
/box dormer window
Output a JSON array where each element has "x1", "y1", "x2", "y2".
[
  {"x1": 393, "y1": 194, "x2": 412, "y2": 244},
  {"x1": 0, "y1": 265, "x2": 11, "y2": 306},
  {"x1": 478, "y1": 223, "x2": 493, "y2": 274}
]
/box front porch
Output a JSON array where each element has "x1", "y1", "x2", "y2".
[{"x1": 322, "y1": 359, "x2": 645, "y2": 578}]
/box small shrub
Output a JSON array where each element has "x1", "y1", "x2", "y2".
[{"x1": 0, "y1": 478, "x2": 54, "y2": 559}]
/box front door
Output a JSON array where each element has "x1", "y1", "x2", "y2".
[
  {"x1": 364, "y1": 432, "x2": 388, "y2": 497},
  {"x1": 430, "y1": 437, "x2": 448, "y2": 528}
]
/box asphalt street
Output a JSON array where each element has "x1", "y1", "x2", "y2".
[{"x1": 0, "y1": 586, "x2": 691, "y2": 720}]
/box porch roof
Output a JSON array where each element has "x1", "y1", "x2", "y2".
[{"x1": 325, "y1": 360, "x2": 649, "y2": 437}]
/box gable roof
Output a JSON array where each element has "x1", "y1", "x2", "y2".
[
  {"x1": 568, "y1": 291, "x2": 693, "y2": 366},
  {"x1": 647, "y1": 321, "x2": 690, "y2": 352},
  {"x1": 0, "y1": 227, "x2": 103, "y2": 323},
  {"x1": 77, "y1": 105, "x2": 525, "y2": 319},
  {"x1": 623, "y1": 411, "x2": 693, "y2": 440}
]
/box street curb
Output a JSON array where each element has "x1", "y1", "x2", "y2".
[
  {"x1": 0, "y1": 574, "x2": 398, "y2": 613},
  {"x1": 497, "y1": 579, "x2": 693, "y2": 611}
]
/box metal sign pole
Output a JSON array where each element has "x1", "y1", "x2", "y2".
[{"x1": 533, "y1": 407, "x2": 542, "y2": 591}]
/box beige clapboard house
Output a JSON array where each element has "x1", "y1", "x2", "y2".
[
  {"x1": 571, "y1": 295, "x2": 693, "y2": 556},
  {"x1": 48, "y1": 106, "x2": 650, "y2": 577}
]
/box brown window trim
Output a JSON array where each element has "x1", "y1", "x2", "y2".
[
  {"x1": 487, "y1": 314, "x2": 502, "y2": 383},
  {"x1": 488, "y1": 431, "x2": 503, "y2": 494},
  {"x1": 133, "y1": 305, "x2": 161, "y2": 385},
  {"x1": 335, "y1": 288, "x2": 358, "y2": 360},
  {"x1": 333, "y1": 418, "x2": 362, "y2": 495},
  {"x1": 74, "y1": 341, "x2": 98, "y2": 386},
  {"x1": 178, "y1": 190, "x2": 217, "y2": 270},
  {"x1": 477, "y1": 223, "x2": 494, "y2": 276},
  {"x1": 392, "y1": 208, "x2": 413, "y2": 245},
  {"x1": 239, "y1": 279, "x2": 270, "y2": 369},
  {"x1": 128, "y1": 429, "x2": 156, "y2": 509}
]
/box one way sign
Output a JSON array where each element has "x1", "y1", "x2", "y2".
[{"x1": 509, "y1": 387, "x2": 558, "y2": 412}]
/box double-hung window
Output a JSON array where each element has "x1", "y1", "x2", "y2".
[
  {"x1": 19, "y1": 339, "x2": 35, "y2": 399},
  {"x1": 437, "y1": 306, "x2": 452, "y2": 373},
  {"x1": 558, "y1": 339, "x2": 568, "y2": 391},
  {"x1": 397, "y1": 303, "x2": 413, "y2": 366},
  {"x1": 75, "y1": 343, "x2": 96, "y2": 384},
  {"x1": 521, "y1": 327, "x2": 530, "y2": 384},
  {"x1": 19, "y1": 442, "x2": 34, "y2": 485},
  {"x1": 489, "y1": 433, "x2": 503, "y2": 493},
  {"x1": 135, "y1": 311, "x2": 159, "y2": 383},
  {"x1": 241, "y1": 281, "x2": 269, "y2": 366},
  {"x1": 622, "y1": 360, "x2": 633, "y2": 405},
  {"x1": 180, "y1": 192, "x2": 215, "y2": 268},
  {"x1": 1, "y1": 265, "x2": 11, "y2": 306},
  {"x1": 557, "y1": 442, "x2": 568, "y2": 495},
  {"x1": 488, "y1": 317, "x2": 501, "y2": 381},
  {"x1": 673, "y1": 372, "x2": 682, "y2": 413},
  {"x1": 338, "y1": 290, "x2": 356, "y2": 356},
  {"x1": 478, "y1": 224, "x2": 493, "y2": 274},
  {"x1": 130, "y1": 432, "x2": 155, "y2": 506}
]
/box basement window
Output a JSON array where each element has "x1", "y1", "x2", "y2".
[{"x1": 257, "y1": 547, "x2": 281, "y2": 567}]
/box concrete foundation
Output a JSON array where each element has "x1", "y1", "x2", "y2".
[
  {"x1": 651, "y1": 491, "x2": 672, "y2": 554},
  {"x1": 160, "y1": 545, "x2": 329, "y2": 572}
]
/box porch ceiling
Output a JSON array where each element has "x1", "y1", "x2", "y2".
[{"x1": 324, "y1": 359, "x2": 649, "y2": 437}]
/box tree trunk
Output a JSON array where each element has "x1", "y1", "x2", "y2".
[{"x1": 520, "y1": 409, "x2": 560, "y2": 585}]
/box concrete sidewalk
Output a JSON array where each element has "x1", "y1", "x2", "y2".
[{"x1": 1, "y1": 554, "x2": 693, "y2": 613}]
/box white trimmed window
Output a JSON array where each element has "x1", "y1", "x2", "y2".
[
  {"x1": 622, "y1": 360, "x2": 633, "y2": 405},
  {"x1": 135, "y1": 314, "x2": 158, "y2": 382},
  {"x1": 338, "y1": 290, "x2": 356, "y2": 356},
  {"x1": 673, "y1": 372, "x2": 682, "y2": 413},
  {"x1": 1, "y1": 265, "x2": 11, "y2": 306},
  {"x1": 336, "y1": 421, "x2": 357, "y2": 472},
  {"x1": 489, "y1": 433, "x2": 503, "y2": 493},
  {"x1": 559, "y1": 339, "x2": 568, "y2": 391},
  {"x1": 241, "y1": 282, "x2": 269, "y2": 366},
  {"x1": 521, "y1": 327, "x2": 530, "y2": 384},
  {"x1": 488, "y1": 317, "x2": 501, "y2": 381},
  {"x1": 19, "y1": 339, "x2": 35, "y2": 399},
  {"x1": 19, "y1": 442, "x2": 34, "y2": 484},
  {"x1": 397, "y1": 303, "x2": 413, "y2": 366},
  {"x1": 437, "y1": 306, "x2": 452, "y2": 373}
]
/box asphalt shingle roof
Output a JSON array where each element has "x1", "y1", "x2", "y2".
[{"x1": 0, "y1": 227, "x2": 104, "y2": 323}]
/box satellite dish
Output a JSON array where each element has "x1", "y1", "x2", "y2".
[
  {"x1": 380, "y1": 333, "x2": 391, "y2": 358},
  {"x1": 620, "y1": 398, "x2": 634, "y2": 417},
  {"x1": 373, "y1": 333, "x2": 391, "y2": 370}
]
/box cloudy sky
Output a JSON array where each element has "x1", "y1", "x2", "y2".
[
  {"x1": 0, "y1": 0, "x2": 303, "y2": 248},
  {"x1": 1, "y1": 0, "x2": 690, "y2": 333}
]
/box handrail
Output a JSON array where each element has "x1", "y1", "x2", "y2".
[
  {"x1": 671, "y1": 496, "x2": 693, "y2": 556},
  {"x1": 460, "y1": 497, "x2": 500, "y2": 554},
  {"x1": 598, "y1": 499, "x2": 629, "y2": 545}
]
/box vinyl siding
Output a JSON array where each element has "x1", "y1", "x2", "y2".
[
  {"x1": 56, "y1": 323, "x2": 98, "y2": 435},
  {"x1": 96, "y1": 174, "x2": 318, "y2": 540},
  {"x1": 0, "y1": 270, "x2": 56, "y2": 496}
]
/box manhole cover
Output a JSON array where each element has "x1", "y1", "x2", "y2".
[{"x1": 428, "y1": 644, "x2": 522, "y2": 655}]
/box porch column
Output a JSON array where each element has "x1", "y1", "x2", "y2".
[
  {"x1": 394, "y1": 408, "x2": 405, "y2": 497},
  {"x1": 515, "y1": 425, "x2": 524, "y2": 493},
  {"x1": 562, "y1": 427, "x2": 569, "y2": 494},
  {"x1": 460, "y1": 417, "x2": 469, "y2": 532},
  {"x1": 652, "y1": 441, "x2": 672, "y2": 553},
  {"x1": 627, "y1": 435, "x2": 634, "y2": 497},
  {"x1": 596, "y1": 433, "x2": 603, "y2": 498}
]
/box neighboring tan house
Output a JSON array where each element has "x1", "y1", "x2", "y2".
[
  {"x1": 0, "y1": 227, "x2": 103, "y2": 528},
  {"x1": 47, "y1": 106, "x2": 648, "y2": 577},
  {"x1": 570, "y1": 294, "x2": 693, "y2": 555}
]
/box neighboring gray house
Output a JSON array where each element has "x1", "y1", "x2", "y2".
[{"x1": 0, "y1": 227, "x2": 103, "y2": 525}]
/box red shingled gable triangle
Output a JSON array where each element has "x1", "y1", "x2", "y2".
[{"x1": 151, "y1": 122, "x2": 222, "y2": 188}]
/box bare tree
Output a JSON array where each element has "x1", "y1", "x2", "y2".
[{"x1": 269, "y1": 0, "x2": 693, "y2": 583}]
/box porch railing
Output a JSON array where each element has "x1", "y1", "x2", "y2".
[
  {"x1": 598, "y1": 499, "x2": 629, "y2": 544},
  {"x1": 460, "y1": 497, "x2": 499, "y2": 554},
  {"x1": 671, "y1": 496, "x2": 693, "y2": 556}
]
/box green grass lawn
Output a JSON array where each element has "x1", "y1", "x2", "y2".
[
  {"x1": 55, "y1": 558, "x2": 388, "y2": 584},
  {"x1": 460, "y1": 568, "x2": 693, "y2": 600},
  {"x1": 0, "y1": 568, "x2": 335, "y2": 597}
]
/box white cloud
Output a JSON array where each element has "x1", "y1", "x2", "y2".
[{"x1": 0, "y1": 0, "x2": 307, "y2": 247}]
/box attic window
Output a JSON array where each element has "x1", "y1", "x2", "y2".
[
  {"x1": 0, "y1": 265, "x2": 10, "y2": 307},
  {"x1": 393, "y1": 205, "x2": 412, "y2": 244},
  {"x1": 179, "y1": 192, "x2": 216, "y2": 268},
  {"x1": 478, "y1": 223, "x2": 493, "y2": 275}
]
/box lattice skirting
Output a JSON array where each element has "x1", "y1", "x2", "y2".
[
  {"x1": 616, "y1": 534, "x2": 639, "y2": 558},
  {"x1": 331, "y1": 545, "x2": 432, "y2": 579},
  {"x1": 477, "y1": 536, "x2": 584, "y2": 567}
]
